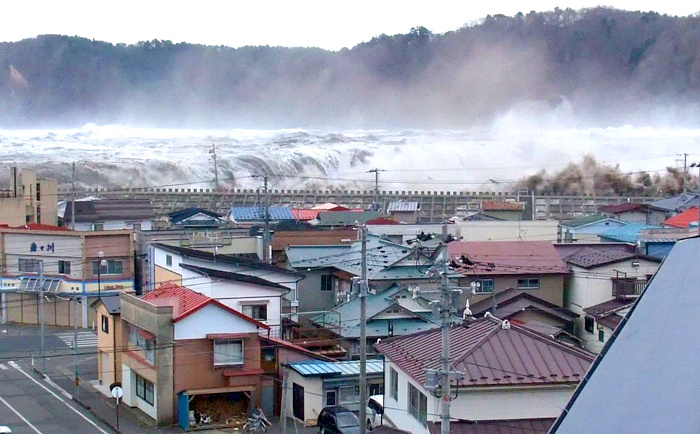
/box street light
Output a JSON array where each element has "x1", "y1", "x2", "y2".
[{"x1": 97, "y1": 251, "x2": 106, "y2": 300}]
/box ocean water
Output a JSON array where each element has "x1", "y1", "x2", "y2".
[{"x1": 0, "y1": 123, "x2": 697, "y2": 192}]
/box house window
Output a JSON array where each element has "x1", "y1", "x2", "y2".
[
  {"x1": 92, "y1": 223, "x2": 104, "y2": 231},
  {"x1": 18, "y1": 258, "x2": 42, "y2": 273},
  {"x1": 127, "y1": 325, "x2": 155, "y2": 364},
  {"x1": 213, "y1": 339, "x2": 243, "y2": 366},
  {"x1": 321, "y1": 275, "x2": 333, "y2": 291},
  {"x1": 598, "y1": 329, "x2": 605, "y2": 342},
  {"x1": 390, "y1": 368, "x2": 398, "y2": 401},
  {"x1": 101, "y1": 315, "x2": 109, "y2": 334},
  {"x1": 408, "y1": 383, "x2": 427, "y2": 426},
  {"x1": 36, "y1": 183, "x2": 41, "y2": 201},
  {"x1": 132, "y1": 223, "x2": 141, "y2": 231},
  {"x1": 584, "y1": 316, "x2": 595, "y2": 333},
  {"x1": 58, "y1": 260, "x2": 71, "y2": 275},
  {"x1": 326, "y1": 390, "x2": 337, "y2": 406},
  {"x1": 93, "y1": 260, "x2": 123, "y2": 275},
  {"x1": 144, "y1": 337, "x2": 155, "y2": 364},
  {"x1": 135, "y1": 374, "x2": 154, "y2": 405},
  {"x1": 242, "y1": 304, "x2": 267, "y2": 321},
  {"x1": 165, "y1": 255, "x2": 172, "y2": 267},
  {"x1": 128, "y1": 325, "x2": 139, "y2": 347},
  {"x1": 339, "y1": 386, "x2": 359, "y2": 405},
  {"x1": 474, "y1": 279, "x2": 494, "y2": 294},
  {"x1": 517, "y1": 278, "x2": 540, "y2": 290},
  {"x1": 369, "y1": 383, "x2": 383, "y2": 396}
]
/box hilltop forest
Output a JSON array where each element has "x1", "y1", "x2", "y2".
[{"x1": 1, "y1": 7, "x2": 700, "y2": 128}]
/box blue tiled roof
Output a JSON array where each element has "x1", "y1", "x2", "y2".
[
  {"x1": 600, "y1": 223, "x2": 660, "y2": 243},
  {"x1": 287, "y1": 360, "x2": 384, "y2": 377},
  {"x1": 230, "y1": 206, "x2": 295, "y2": 221}
]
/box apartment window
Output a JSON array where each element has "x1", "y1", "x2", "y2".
[
  {"x1": 321, "y1": 275, "x2": 333, "y2": 291},
  {"x1": 92, "y1": 223, "x2": 104, "y2": 231},
  {"x1": 408, "y1": 383, "x2": 427, "y2": 426},
  {"x1": 598, "y1": 329, "x2": 605, "y2": 343},
  {"x1": 135, "y1": 374, "x2": 154, "y2": 405},
  {"x1": 58, "y1": 260, "x2": 71, "y2": 275},
  {"x1": 18, "y1": 258, "x2": 42, "y2": 273},
  {"x1": 339, "y1": 386, "x2": 359, "y2": 405},
  {"x1": 93, "y1": 260, "x2": 123, "y2": 275},
  {"x1": 474, "y1": 279, "x2": 494, "y2": 294},
  {"x1": 326, "y1": 390, "x2": 337, "y2": 406},
  {"x1": 213, "y1": 339, "x2": 243, "y2": 366},
  {"x1": 144, "y1": 338, "x2": 155, "y2": 364},
  {"x1": 242, "y1": 304, "x2": 267, "y2": 321},
  {"x1": 517, "y1": 278, "x2": 540, "y2": 290},
  {"x1": 128, "y1": 325, "x2": 155, "y2": 364},
  {"x1": 101, "y1": 315, "x2": 109, "y2": 334},
  {"x1": 390, "y1": 368, "x2": 398, "y2": 401},
  {"x1": 36, "y1": 183, "x2": 40, "y2": 201},
  {"x1": 584, "y1": 316, "x2": 595, "y2": 334},
  {"x1": 128, "y1": 325, "x2": 139, "y2": 347},
  {"x1": 165, "y1": 255, "x2": 172, "y2": 267}
]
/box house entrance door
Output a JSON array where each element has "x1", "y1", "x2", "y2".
[{"x1": 292, "y1": 383, "x2": 304, "y2": 421}]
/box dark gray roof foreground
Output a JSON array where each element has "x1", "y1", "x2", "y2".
[
  {"x1": 179, "y1": 264, "x2": 288, "y2": 291},
  {"x1": 552, "y1": 236, "x2": 700, "y2": 433}
]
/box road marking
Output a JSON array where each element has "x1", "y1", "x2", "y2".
[
  {"x1": 0, "y1": 394, "x2": 43, "y2": 433},
  {"x1": 54, "y1": 331, "x2": 98, "y2": 348},
  {"x1": 8, "y1": 361, "x2": 110, "y2": 434},
  {"x1": 0, "y1": 364, "x2": 7, "y2": 370}
]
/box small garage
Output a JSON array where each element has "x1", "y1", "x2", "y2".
[{"x1": 177, "y1": 386, "x2": 253, "y2": 431}]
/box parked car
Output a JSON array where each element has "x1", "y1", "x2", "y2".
[
  {"x1": 0, "y1": 427, "x2": 11, "y2": 434},
  {"x1": 318, "y1": 406, "x2": 360, "y2": 434},
  {"x1": 366, "y1": 395, "x2": 384, "y2": 430}
]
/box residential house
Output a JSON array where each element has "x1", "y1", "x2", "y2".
[
  {"x1": 312, "y1": 211, "x2": 381, "y2": 228},
  {"x1": 551, "y1": 237, "x2": 700, "y2": 433},
  {"x1": 387, "y1": 201, "x2": 420, "y2": 224},
  {"x1": 649, "y1": 192, "x2": 700, "y2": 214},
  {"x1": 479, "y1": 200, "x2": 525, "y2": 221},
  {"x1": 119, "y1": 283, "x2": 271, "y2": 427},
  {"x1": 367, "y1": 223, "x2": 455, "y2": 245},
  {"x1": 456, "y1": 220, "x2": 559, "y2": 242},
  {"x1": 598, "y1": 202, "x2": 668, "y2": 225},
  {"x1": 230, "y1": 206, "x2": 295, "y2": 224},
  {"x1": 92, "y1": 295, "x2": 123, "y2": 391},
  {"x1": 61, "y1": 199, "x2": 155, "y2": 231},
  {"x1": 556, "y1": 244, "x2": 660, "y2": 353},
  {"x1": 458, "y1": 211, "x2": 504, "y2": 222},
  {"x1": 376, "y1": 315, "x2": 594, "y2": 434},
  {"x1": 0, "y1": 227, "x2": 134, "y2": 327},
  {"x1": 271, "y1": 228, "x2": 357, "y2": 264},
  {"x1": 661, "y1": 206, "x2": 698, "y2": 228},
  {"x1": 311, "y1": 284, "x2": 439, "y2": 357},
  {"x1": 448, "y1": 241, "x2": 571, "y2": 312},
  {"x1": 149, "y1": 243, "x2": 304, "y2": 337},
  {"x1": 285, "y1": 360, "x2": 384, "y2": 424},
  {"x1": 598, "y1": 222, "x2": 659, "y2": 244},
  {"x1": 167, "y1": 208, "x2": 229, "y2": 229},
  {"x1": 639, "y1": 226, "x2": 697, "y2": 259},
  {"x1": 558, "y1": 214, "x2": 627, "y2": 243},
  {"x1": 0, "y1": 167, "x2": 58, "y2": 226},
  {"x1": 311, "y1": 203, "x2": 353, "y2": 212},
  {"x1": 579, "y1": 298, "x2": 633, "y2": 353}
]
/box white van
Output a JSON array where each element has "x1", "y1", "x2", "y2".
[{"x1": 366, "y1": 395, "x2": 384, "y2": 430}]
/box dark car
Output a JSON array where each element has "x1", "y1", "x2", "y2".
[{"x1": 318, "y1": 406, "x2": 360, "y2": 434}]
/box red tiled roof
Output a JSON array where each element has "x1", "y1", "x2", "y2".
[
  {"x1": 291, "y1": 209, "x2": 320, "y2": 220},
  {"x1": 481, "y1": 201, "x2": 525, "y2": 211},
  {"x1": 142, "y1": 282, "x2": 269, "y2": 329},
  {"x1": 449, "y1": 241, "x2": 570, "y2": 275},
  {"x1": 375, "y1": 316, "x2": 593, "y2": 388},
  {"x1": 663, "y1": 207, "x2": 699, "y2": 228},
  {"x1": 11, "y1": 223, "x2": 71, "y2": 231}
]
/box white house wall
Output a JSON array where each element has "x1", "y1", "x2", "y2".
[
  {"x1": 3, "y1": 232, "x2": 83, "y2": 279},
  {"x1": 449, "y1": 386, "x2": 576, "y2": 421},
  {"x1": 286, "y1": 369, "x2": 324, "y2": 423},
  {"x1": 209, "y1": 280, "x2": 282, "y2": 328},
  {"x1": 73, "y1": 220, "x2": 152, "y2": 231},
  {"x1": 384, "y1": 360, "x2": 433, "y2": 434},
  {"x1": 173, "y1": 304, "x2": 259, "y2": 340}
]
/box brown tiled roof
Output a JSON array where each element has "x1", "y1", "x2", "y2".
[
  {"x1": 596, "y1": 314, "x2": 624, "y2": 330},
  {"x1": 583, "y1": 298, "x2": 634, "y2": 317},
  {"x1": 599, "y1": 203, "x2": 649, "y2": 214},
  {"x1": 563, "y1": 247, "x2": 643, "y2": 269},
  {"x1": 469, "y1": 289, "x2": 577, "y2": 323},
  {"x1": 449, "y1": 241, "x2": 569, "y2": 276},
  {"x1": 375, "y1": 316, "x2": 594, "y2": 388},
  {"x1": 429, "y1": 418, "x2": 555, "y2": 434}
]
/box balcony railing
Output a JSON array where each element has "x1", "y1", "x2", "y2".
[{"x1": 612, "y1": 278, "x2": 647, "y2": 299}]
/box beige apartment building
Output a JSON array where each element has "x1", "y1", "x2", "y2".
[{"x1": 0, "y1": 167, "x2": 58, "y2": 226}]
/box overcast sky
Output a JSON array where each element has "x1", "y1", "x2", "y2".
[{"x1": 4, "y1": 1, "x2": 699, "y2": 50}]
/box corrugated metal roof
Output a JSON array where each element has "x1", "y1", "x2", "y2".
[
  {"x1": 428, "y1": 418, "x2": 555, "y2": 434},
  {"x1": 563, "y1": 247, "x2": 646, "y2": 269},
  {"x1": 469, "y1": 289, "x2": 577, "y2": 323},
  {"x1": 599, "y1": 223, "x2": 660, "y2": 243},
  {"x1": 286, "y1": 359, "x2": 383, "y2": 377},
  {"x1": 650, "y1": 192, "x2": 700, "y2": 212},
  {"x1": 290, "y1": 209, "x2": 320, "y2": 220},
  {"x1": 230, "y1": 206, "x2": 295, "y2": 221},
  {"x1": 449, "y1": 241, "x2": 570, "y2": 276},
  {"x1": 376, "y1": 316, "x2": 594, "y2": 388},
  {"x1": 662, "y1": 206, "x2": 698, "y2": 228},
  {"x1": 387, "y1": 201, "x2": 419, "y2": 212}
]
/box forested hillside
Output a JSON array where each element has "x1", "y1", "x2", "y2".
[{"x1": 1, "y1": 7, "x2": 699, "y2": 128}]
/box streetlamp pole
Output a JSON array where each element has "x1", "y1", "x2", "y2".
[{"x1": 97, "y1": 251, "x2": 105, "y2": 301}]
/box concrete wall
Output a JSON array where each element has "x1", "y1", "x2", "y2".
[
  {"x1": 1, "y1": 292, "x2": 93, "y2": 327},
  {"x1": 120, "y1": 294, "x2": 175, "y2": 426},
  {"x1": 0, "y1": 197, "x2": 26, "y2": 226}
]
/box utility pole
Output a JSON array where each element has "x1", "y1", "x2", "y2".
[
  {"x1": 263, "y1": 174, "x2": 271, "y2": 263},
  {"x1": 71, "y1": 162, "x2": 76, "y2": 230},
  {"x1": 677, "y1": 153, "x2": 690, "y2": 192},
  {"x1": 73, "y1": 292, "x2": 79, "y2": 398},
  {"x1": 280, "y1": 360, "x2": 288, "y2": 433},
  {"x1": 358, "y1": 224, "x2": 368, "y2": 434},
  {"x1": 39, "y1": 260, "x2": 45, "y2": 374},
  {"x1": 368, "y1": 168, "x2": 384, "y2": 211},
  {"x1": 439, "y1": 223, "x2": 451, "y2": 434},
  {"x1": 211, "y1": 143, "x2": 220, "y2": 191}
]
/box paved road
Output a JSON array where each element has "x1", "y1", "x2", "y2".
[{"x1": 0, "y1": 359, "x2": 112, "y2": 434}]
